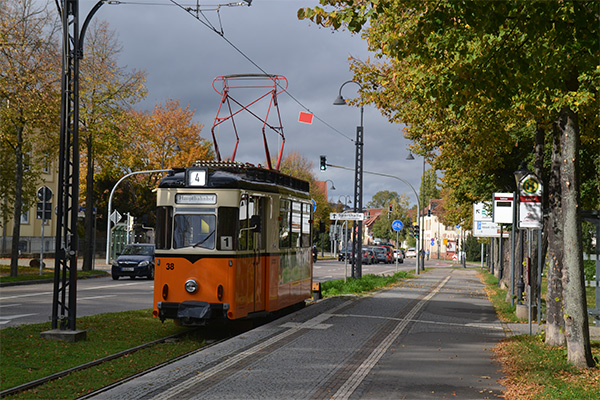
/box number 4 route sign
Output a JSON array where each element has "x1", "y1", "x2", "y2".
[{"x1": 392, "y1": 220, "x2": 403, "y2": 231}]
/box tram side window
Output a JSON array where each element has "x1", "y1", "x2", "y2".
[
  {"x1": 301, "y1": 203, "x2": 311, "y2": 247},
  {"x1": 156, "y1": 206, "x2": 173, "y2": 250},
  {"x1": 218, "y1": 207, "x2": 238, "y2": 250},
  {"x1": 238, "y1": 196, "x2": 255, "y2": 250},
  {"x1": 173, "y1": 214, "x2": 216, "y2": 249},
  {"x1": 279, "y1": 199, "x2": 290, "y2": 248},
  {"x1": 291, "y1": 202, "x2": 301, "y2": 247}
]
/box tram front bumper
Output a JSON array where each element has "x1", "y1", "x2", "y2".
[{"x1": 157, "y1": 301, "x2": 230, "y2": 324}]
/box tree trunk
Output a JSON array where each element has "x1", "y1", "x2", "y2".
[
  {"x1": 82, "y1": 135, "x2": 94, "y2": 271},
  {"x1": 558, "y1": 107, "x2": 594, "y2": 368},
  {"x1": 10, "y1": 126, "x2": 25, "y2": 277},
  {"x1": 546, "y1": 122, "x2": 565, "y2": 346}
]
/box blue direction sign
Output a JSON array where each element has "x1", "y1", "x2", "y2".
[{"x1": 392, "y1": 220, "x2": 403, "y2": 231}]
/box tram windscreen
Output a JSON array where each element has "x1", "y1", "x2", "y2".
[{"x1": 173, "y1": 214, "x2": 216, "y2": 249}]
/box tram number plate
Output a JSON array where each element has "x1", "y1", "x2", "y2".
[{"x1": 121, "y1": 267, "x2": 134, "y2": 272}]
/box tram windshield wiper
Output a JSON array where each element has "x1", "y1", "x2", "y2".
[{"x1": 192, "y1": 230, "x2": 215, "y2": 248}]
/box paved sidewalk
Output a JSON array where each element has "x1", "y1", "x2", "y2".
[{"x1": 88, "y1": 268, "x2": 511, "y2": 400}]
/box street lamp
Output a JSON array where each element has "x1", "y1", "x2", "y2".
[
  {"x1": 334, "y1": 80, "x2": 364, "y2": 279},
  {"x1": 407, "y1": 152, "x2": 426, "y2": 272},
  {"x1": 339, "y1": 195, "x2": 352, "y2": 209},
  {"x1": 105, "y1": 169, "x2": 171, "y2": 264}
]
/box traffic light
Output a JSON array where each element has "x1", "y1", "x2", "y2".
[
  {"x1": 389, "y1": 203, "x2": 393, "y2": 212},
  {"x1": 320, "y1": 155, "x2": 327, "y2": 171},
  {"x1": 413, "y1": 224, "x2": 419, "y2": 238}
]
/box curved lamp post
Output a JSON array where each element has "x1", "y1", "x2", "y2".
[
  {"x1": 334, "y1": 80, "x2": 364, "y2": 279},
  {"x1": 105, "y1": 169, "x2": 170, "y2": 264}
]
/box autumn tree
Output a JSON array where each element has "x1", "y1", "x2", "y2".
[
  {"x1": 98, "y1": 100, "x2": 213, "y2": 231},
  {"x1": 78, "y1": 19, "x2": 147, "y2": 270},
  {"x1": 369, "y1": 193, "x2": 411, "y2": 243},
  {"x1": 0, "y1": 0, "x2": 60, "y2": 275},
  {"x1": 366, "y1": 190, "x2": 399, "y2": 209},
  {"x1": 300, "y1": 0, "x2": 599, "y2": 367}
]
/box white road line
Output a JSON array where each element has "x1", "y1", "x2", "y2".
[
  {"x1": 332, "y1": 275, "x2": 451, "y2": 400},
  {"x1": 0, "y1": 281, "x2": 151, "y2": 301},
  {"x1": 78, "y1": 295, "x2": 118, "y2": 301},
  {"x1": 0, "y1": 313, "x2": 38, "y2": 324},
  {"x1": 0, "y1": 303, "x2": 21, "y2": 308}
]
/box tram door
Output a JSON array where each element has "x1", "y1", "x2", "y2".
[
  {"x1": 251, "y1": 197, "x2": 267, "y2": 312},
  {"x1": 240, "y1": 195, "x2": 266, "y2": 313}
]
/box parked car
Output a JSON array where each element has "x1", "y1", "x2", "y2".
[
  {"x1": 379, "y1": 245, "x2": 394, "y2": 263},
  {"x1": 362, "y1": 248, "x2": 376, "y2": 265},
  {"x1": 373, "y1": 246, "x2": 389, "y2": 264},
  {"x1": 393, "y1": 249, "x2": 405, "y2": 263},
  {"x1": 406, "y1": 247, "x2": 417, "y2": 258},
  {"x1": 111, "y1": 243, "x2": 155, "y2": 280}
]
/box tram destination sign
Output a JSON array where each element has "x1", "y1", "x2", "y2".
[{"x1": 330, "y1": 212, "x2": 366, "y2": 221}]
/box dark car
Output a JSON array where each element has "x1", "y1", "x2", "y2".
[
  {"x1": 111, "y1": 243, "x2": 155, "y2": 280},
  {"x1": 373, "y1": 246, "x2": 388, "y2": 264},
  {"x1": 361, "y1": 248, "x2": 376, "y2": 265},
  {"x1": 338, "y1": 248, "x2": 351, "y2": 262}
]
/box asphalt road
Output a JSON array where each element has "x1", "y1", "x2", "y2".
[{"x1": 0, "y1": 257, "x2": 443, "y2": 329}]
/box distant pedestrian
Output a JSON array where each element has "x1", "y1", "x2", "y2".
[{"x1": 426, "y1": 249, "x2": 430, "y2": 260}]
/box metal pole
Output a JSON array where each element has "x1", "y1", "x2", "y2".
[{"x1": 510, "y1": 192, "x2": 517, "y2": 306}]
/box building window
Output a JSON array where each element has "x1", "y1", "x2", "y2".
[{"x1": 20, "y1": 209, "x2": 29, "y2": 224}]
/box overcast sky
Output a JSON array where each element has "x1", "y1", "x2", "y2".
[{"x1": 79, "y1": 0, "x2": 424, "y2": 208}]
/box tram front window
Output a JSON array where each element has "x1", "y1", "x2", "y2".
[{"x1": 173, "y1": 214, "x2": 216, "y2": 249}]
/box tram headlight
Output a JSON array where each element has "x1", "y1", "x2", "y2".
[{"x1": 184, "y1": 279, "x2": 199, "y2": 294}]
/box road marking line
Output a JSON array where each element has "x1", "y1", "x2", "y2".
[
  {"x1": 0, "y1": 303, "x2": 21, "y2": 308},
  {"x1": 0, "y1": 313, "x2": 38, "y2": 324},
  {"x1": 78, "y1": 295, "x2": 118, "y2": 301},
  {"x1": 335, "y1": 314, "x2": 505, "y2": 331},
  {"x1": 332, "y1": 275, "x2": 451, "y2": 400}
]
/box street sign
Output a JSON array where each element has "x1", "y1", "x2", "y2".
[
  {"x1": 392, "y1": 220, "x2": 403, "y2": 231},
  {"x1": 37, "y1": 186, "x2": 52, "y2": 201},
  {"x1": 520, "y1": 173, "x2": 542, "y2": 196},
  {"x1": 517, "y1": 173, "x2": 543, "y2": 229},
  {"x1": 473, "y1": 202, "x2": 505, "y2": 237},
  {"x1": 431, "y1": 238, "x2": 435, "y2": 246},
  {"x1": 110, "y1": 210, "x2": 122, "y2": 224},
  {"x1": 36, "y1": 201, "x2": 52, "y2": 220},
  {"x1": 519, "y1": 195, "x2": 543, "y2": 229},
  {"x1": 330, "y1": 212, "x2": 365, "y2": 221}
]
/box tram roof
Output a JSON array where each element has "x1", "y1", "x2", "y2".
[{"x1": 159, "y1": 161, "x2": 310, "y2": 196}]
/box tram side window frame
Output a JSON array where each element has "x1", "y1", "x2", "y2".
[
  {"x1": 301, "y1": 202, "x2": 312, "y2": 247},
  {"x1": 279, "y1": 199, "x2": 291, "y2": 249},
  {"x1": 155, "y1": 206, "x2": 173, "y2": 250}
]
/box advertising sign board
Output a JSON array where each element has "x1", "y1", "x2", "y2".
[
  {"x1": 492, "y1": 193, "x2": 514, "y2": 224},
  {"x1": 473, "y1": 202, "x2": 506, "y2": 237}
]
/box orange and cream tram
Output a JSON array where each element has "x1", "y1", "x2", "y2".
[{"x1": 153, "y1": 160, "x2": 313, "y2": 326}]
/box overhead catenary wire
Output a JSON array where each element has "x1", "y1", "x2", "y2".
[{"x1": 105, "y1": 0, "x2": 356, "y2": 143}]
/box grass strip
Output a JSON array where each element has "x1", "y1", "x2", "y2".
[
  {"x1": 0, "y1": 309, "x2": 196, "y2": 397},
  {"x1": 480, "y1": 270, "x2": 600, "y2": 399},
  {"x1": 320, "y1": 271, "x2": 412, "y2": 297},
  {"x1": 0, "y1": 265, "x2": 108, "y2": 283},
  {"x1": 494, "y1": 335, "x2": 600, "y2": 400}
]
